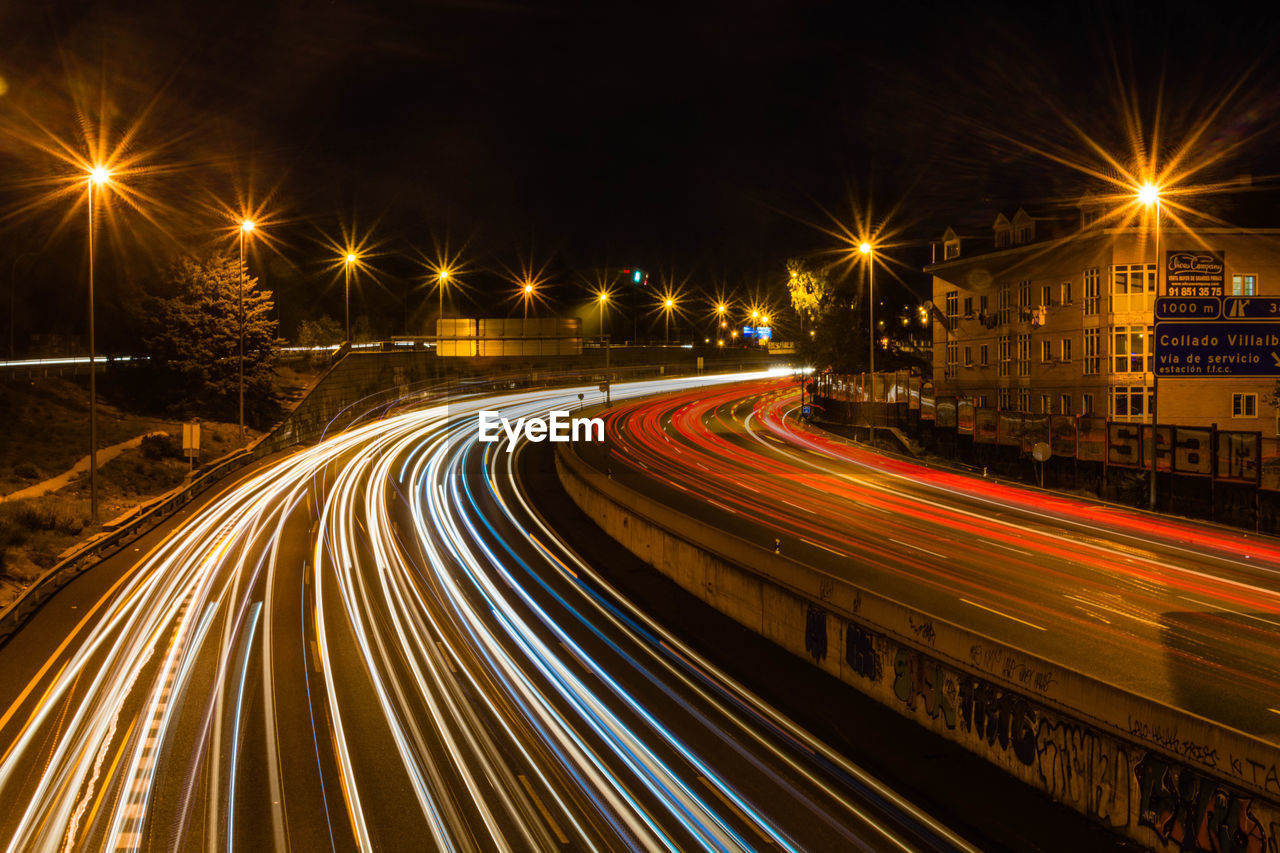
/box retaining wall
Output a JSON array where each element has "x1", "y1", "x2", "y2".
[{"x1": 557, "y1": 442, "x2": 1280, "y2": 852}]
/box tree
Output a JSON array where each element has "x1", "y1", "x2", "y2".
[
  {"x1": 785, "y1": 258, "x2": 828, "y2": 328},
  {"x1": 137, "y1": 252, "x2": 281, "y2": 426}
]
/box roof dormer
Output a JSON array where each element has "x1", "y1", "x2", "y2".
[
  {"x1": 993, "y1": 213, "x2": 1012, "y2": 249},
  {"x1": 941, "y1": 226, "x2": 961, "y2": 260},
  {"x1": 1011, "y1": 208, "x2": 1035, "y2": 245}
]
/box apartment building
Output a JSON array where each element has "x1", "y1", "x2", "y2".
[{"x1": 927, "y1": 205, "x2": 1280, "y2": 431}]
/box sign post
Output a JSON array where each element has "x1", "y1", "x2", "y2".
[{"x1": 182, "y1": 421, "x2": 201, "y2": 473}]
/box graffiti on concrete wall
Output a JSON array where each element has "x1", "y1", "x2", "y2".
[
  {"x1": 1136, "y1": 754, "x2": 1267, "y2": 853},
  {"x1": 804, "y1": 605, "x2": 827, "y2": 662},
  {"x1": 893, "y1": 648, "x2": 958, "y2": 729},
  {"x1": 1037, "y1": 719, "x2": 1131, "y2": 829},
  {"x1": 845, "y1": 624, "x2": 883, "y2": 682}
]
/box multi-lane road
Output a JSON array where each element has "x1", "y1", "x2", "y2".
[
  {"x1": 592, "y1": 377, "x2": 1280, "y2": 741},
  {"x1": 0, "y1": 373, "x2": 982, "y2": 852}
]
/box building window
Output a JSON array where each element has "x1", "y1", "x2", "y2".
[
  {"x1": 963, "y1": 296, "x2": 974, "y2": 317},
  {"x1": 1041, "y1": 394, "x2": 1052, "y2": 414},
  {"x1": 1061, "y1": 338, "x2": 1072, "y2": 362},
  {"x1": 1083, "y1": 328, "x2": 1100, "y2": 375},
  {"x1": 963, "y1": 345, "x2": 973, "y2": 367},
  {"x1": 945, "y1": 290, "x2": 959, "y2": 331},
  {"x1": 945, "y1": 341, "x2": 958, "y2": 377},
  {"x1": 1110, "y1": 385, "x2": 1153, "y2": 422},
  {"x1": 1018, "y1": 333, "x2": 1031, "y2": 376},
  {"x1": 945, "y1": 240, "x2": 960, "y2": 260},
  {"x1": 998, "y1": 335, "x2": 1011, "y2": 377},
  {"x1": 1059, "y1": 394, "x2": 1072, "y2": 414},
  {"x1": 1083, "y1": 267, "x2": 1100, "y2": 315},
  {"x1": 995, "y1": 229, "x2": 1010, "y2": 248},
  {"x1": 1111, "y1": 263, "x2": 1156, "y2": 313},
  {"x1": 1018, "y1": 280, "x2": 1030, "y2": 308},
  {"x1": 998, "y1": 286, "x2": 1011, "y2": 325},
  {"x1": 975, "y1": 394, "x2": 989, "y2": 408},
  {"x1": 1112, "y1": 325, "x2": 1153, "y2": 374},
  {"x1": 1018, "y1": 389, "x2": 1030, "y2": 412},
  {"x1": 979, "y1": 344, "x2": 989, "y2": 367},
  {"x1": 979, "y1": 294, "x2": 989, "y2": 315},
  {"x1": 1083, "y1": 393, "x2": 1095, "y2": 414},
  {"x1": 1233, "y1": 393, "x2": 1257, "y2": 418},
  {"x1": 1232, "y1": 274, "x2": 1258, "y2": 296},
  {"x1": 1061, "y1": 280, "x2": 1072, "y2": 305},
  {"x1": 1041, "y1": 340, "x2": 1052, "y2": 362},
  {"x1": 1042, "y1": 284, "x2": 1053, "y2": 306},
  {"x1": 998, "y1": 390, "x2": 1011, "y2": 410}
]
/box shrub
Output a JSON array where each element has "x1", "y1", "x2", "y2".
[
  {"x1": 140, "y1": 433, "x2": 180, "y2": 460},
  {"x1": 12, "y1": 462, "x2": 41, "y2": 481}
]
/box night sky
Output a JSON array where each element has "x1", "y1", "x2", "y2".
[{"x1": 2, "y1": 1, "x2": 1279, "y2": 347}]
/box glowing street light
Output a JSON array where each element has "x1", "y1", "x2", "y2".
[
  {"x1": 237, "y1": 219, "x2": 258, "y2": 442},
  {"x1": 662, "y1": 297, "x2": 677, "y2": 344},
  {"x1": 1138, "y1": 181, "x2": 1163, "y2": 510},
  {"x1": 520, "y1": 280, "x2": 536, "y2": 339},
  {"x1": 859, "y1": 240, "x2": 876, "y2": 374},
  {"x1": 85, "y1": 165, "x2": 114, "y2": 521},
  {"x1": 596, "y1": 290, "x2": 610, "y2": 343},
  {"x1": 342, "y1": 249, "x2": 360, "y2": 343},
  {"x1": 436, "y1": 267, "x2": 452, "y2": 323}
]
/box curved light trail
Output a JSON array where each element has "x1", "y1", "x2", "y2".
[
  {"x1": 595, "y1": 378, "x2": 1280, "y2": 741},
  {"x1": 0, "y1": 371, "x2": 970, "y2": 852}
]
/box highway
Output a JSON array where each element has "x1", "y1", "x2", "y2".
[
  {"x1": 0, "y1": 371, "x2": 976, "y2": 852},
  {"x1": 589, "y1": 377, "x2": 1280, "y2": 741}
]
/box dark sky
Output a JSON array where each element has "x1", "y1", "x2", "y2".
[{"x1": 3, "y1": 1, "x2": 1280, "y2": 344}]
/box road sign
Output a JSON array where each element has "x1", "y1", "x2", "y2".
[
  {"x1": 1154, "y1": 322, "x2": 1280, "y2": 376},
  {"x1": 1223, "y1": 297, "x2": 1280, "y2": 319},
  {"x1": 1155, "y1": 296, "x2": 1220, "y2": 321}
]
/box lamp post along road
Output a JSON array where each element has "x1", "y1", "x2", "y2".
[
  {"x1": 860, "y1": 241, "x2": 874, "y2": 375},
  {"x1": 86, "y1": 169, "x2": 108, "y2": 522},
  {"x1": 344, "y1": 253, "x2": 356, "y2": 342},
  {"x1": 238, "y1": 220, "x2": 255, "y2": 443},
  {"x1": 1142, "y1": 186, "x2": 1162, "y2": 510}
]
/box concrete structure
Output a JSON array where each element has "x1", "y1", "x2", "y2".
[
  {"x1": 928, "y1": 208, "x2": 1280, "y2": 432},
  {"x1": 558, "y1": 438, "x2": 1280, "y2": 851}
]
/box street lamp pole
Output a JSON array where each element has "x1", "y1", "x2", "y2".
[
  {"x1": 860, "y1": 241, "x2": 874, "y2": 375},
  {"x1": 344, "y1": 253, "x2": 356, "y2": 342},
  {"x1": 238, "y1": 221, "x2": 254, "y2": 443},
  {"x1": 1144, "y1": 188, "x2": 1162, "y2": 510},
  {"x1": 86, "y1": 173, "x2": 103, "y2": 523}
]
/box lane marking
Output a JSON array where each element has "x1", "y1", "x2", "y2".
[
  {"x1": 309, "y1": 640, "x2": 322, "y2": 673},
  {"x1": 518, "y1": 773, "x2": 568, "y2": 845},
  {"x1": 959, "y1": 598, "x2": 1047, "y2": 631},
  {"x1": 889, "y1": 538, "x2": 948, "y2": 560},
  {"x1": 985, "y1": 540, "x2": 1033, "y2": 557}
]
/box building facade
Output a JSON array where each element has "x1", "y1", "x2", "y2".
[{"x1": 927, "y1": 209, "x2": 1280, "y2": 432}]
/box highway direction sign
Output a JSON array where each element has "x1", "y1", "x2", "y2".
[
  {"x1": 1155, "y1": 322, "x2": 1280, "y2": 376},
  {"x1": 1154, "y1": 296, "x2": 1221, "y2": 321}
]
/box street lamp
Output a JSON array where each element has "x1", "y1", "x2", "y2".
[
  {"x1": 663, "y1": 297, "x2": 676, "y2": 344},
  {"x1": 85, "y1": 166, "x2": 112, "y2": 522},
  {"x1": 1139, "y1": 182, "x2": 1162, "y2": 510},
  {"x1": 859, "y1": 241, "x2": 875, "y2": 374},
  {"x1": 342, "y1": 251, "x2": 358, "y2": 343},
  {"x1": 238, "y1": 219, "x2": 256, "y2": 443},
  {"x1": 597, "y1": 290, "x2": 609, "y2": 343},
  {"x1": 437, "y1": 268, "x2": 451, "y2": 322},
  {"x1": 521, "y1": 281, "x2": 535, "y2": 340}
]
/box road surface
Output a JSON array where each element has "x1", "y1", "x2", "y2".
[
  {"x1": 587, "y1": 377, "x2": 1280, "y2": 741},
  {"x1": 0, "y1": 372, "x2": 973, "y2": 851}
]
